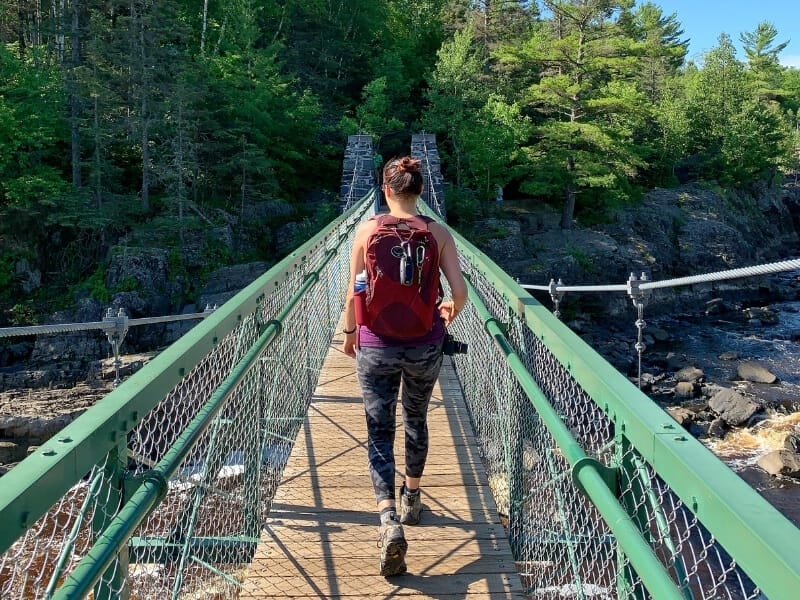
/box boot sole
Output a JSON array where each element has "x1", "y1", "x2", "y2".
[{"x1": 380, "y1": 538, "x2": 408, "y2": 577}]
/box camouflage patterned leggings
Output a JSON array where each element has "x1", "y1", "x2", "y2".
[{"x1": 356, "y1": 341, "x2": 444, "y2": 503}]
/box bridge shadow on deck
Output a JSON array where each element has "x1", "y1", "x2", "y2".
[{"x1": 239, "y1": 335, "x2": 525, "y2": 599}]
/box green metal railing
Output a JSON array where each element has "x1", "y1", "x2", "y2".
[
  {"x1": 0, "y1": 190, "x2": 376, "y2": 599},
  {"x1": 1, "y1": 189, "x2": 799, "y2": 599},
  {"x1": 424, "y1": 201, "x2": 800, "y2": 600}
]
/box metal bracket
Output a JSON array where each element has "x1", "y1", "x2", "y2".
[
  {"x1": 572, "y1": 456, "x2": 620, "y2": 497},
  {"x1": 548, "y1": 278, "x2": 565, "y2": 319},
  {"x1": 103, "y1": 308, "x2": 129, "y2": 387},
  {"x1": 627, "y1": 273, "x2": 651, "y2": 389},
  {"x1": 485, "y1": 318, "x2": 510, "y2": 338}
]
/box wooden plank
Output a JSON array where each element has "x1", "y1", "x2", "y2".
[
  {"x1": 239, "y1": 331, "x2": 525, "y2": 599},
  {"x1": 253, "y1": 534, "x2": 512, "y2": 555},
  {"x1": 256, "y1": 520, "x2": 509, "y2": 543},
  {"x1": 271, "y1": 486, "x2": 502, "y2": 513},
  {"x1": 240, "y1": 573, "x2": 523, "y2": 599},
  {"x1": 275, "y1": 474, "x2": 488, "y2": 489}
]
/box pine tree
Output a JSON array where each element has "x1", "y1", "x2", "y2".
[
  {"x1": 423, "y1": 24, "x2": 485, "y2": 188},
  {"x1": 498, "y1": 0, "x2": 647, "y2": 228},
  {"x1": 740, "y1": 21, "x2": 789, "y2": 101},
  {"x1": 623, "y1": 2, "x2": 688, "y2": 103}
]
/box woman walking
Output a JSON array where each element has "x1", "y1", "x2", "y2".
[{"x1": 342, "y1": 156, "x2": 468, "y2": 576}]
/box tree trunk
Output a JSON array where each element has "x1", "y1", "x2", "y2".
[
  {"x1": 560, "y1": 155, "x2": 575, "y2": 230},
  {"x1": 141, "y1": 101, "x2": 150, "y2": 211},
  {"x1": 93, "y1": 93, "x2": 102, "y2": 209},
  {"x1": 200, "y1": 0, "x2": 208, "y2": 55},
  {"x1": 139, "y1": 5, "x2": 149, "y2": 211},
  {"x1": 34, "y1": 0, "x2": 41, "y2": 47},
  {"x1": 70, "y1": 0, "x2": 82, "y2": 187},
  {"x1": 17, "y1": 0, "x2": 27, "y2": 59},
  {"x1": 56, "y1": 0, "x2": 65, "y2": 63}
]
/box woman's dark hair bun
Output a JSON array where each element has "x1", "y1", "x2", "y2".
[
  {"x1": 382, "y1": 155, "x2": 424, "y2": 196},
  {"x1": 398, "y1": 156, "x2": 421, "y2": 173}
]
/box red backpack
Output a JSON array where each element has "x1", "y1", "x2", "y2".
[{"x1": 361, "y1": 215, "x2": 441, "y2": 339}]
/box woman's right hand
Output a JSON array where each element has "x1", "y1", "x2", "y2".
[
  {"x1": 438, "y1": 300, "x2": 459, "y2": 327},
  {"x1": 343, "y1": 330, "x2": 357, "y2": 358}
]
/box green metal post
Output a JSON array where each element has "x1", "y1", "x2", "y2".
[
  {"x1": 170, "y1": 413, "x2": 232, "y2": 599},
  {"x1": 93, "y1": 436, "x2": 129, "y2": 600},
  {"x1": 614, "y1": 436, "x2": 649, "y2": 600},
  {"x1": 632, "y1": 455, "x2": 694, "y2": 600},
  {"x1": 544, "y1": 446, "x2": 586, "y2": 600},
  {"x1": 465, "y1": 278, "x2": 685, "y2": 600},
  {"x1": 44, "y1": 471, "x2": 105, "y2": 599},
  {"x1": 503, "y1": 363, "x2": 524, "y2": 556},
  {"x1": 243, "y1": 362, "x2": 265, "y2": 540}
]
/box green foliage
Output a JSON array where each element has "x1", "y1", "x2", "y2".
[
  {"x1": 351, "y1": 77, "x2": 405, "y2": 139},
  {"x1": 65, "y1": 266, "x2": 112, "y2": 305},
  {"x1": 445, "y1": 187, "x2": 480, "y2": 228},
  {"x1": 740, "y1": 21, "x2": 789, "y2": 97},
  {"x1": 290, "y1": 201, "x2": 341, "y2": 249},
  {"x1": 0, "y1": 253, "x2": 18, "y2": 320},
  {"x1": 678, "y1": 35, "x2": 795, "y2": 186},
  {"x1": 113, "y1": 277, "x2": 140, "y2": 294},
  {"x1": 7, "y1": 302, "x2": 38, "y2": 326},
  {"x1": 0, "y1": 1, "x2": 799, "y2": 318},
  {"x1": 0, "y1": 45, "x2": 69, "y2": 241},
  {"x1": 565, "y1": 246, "x2": 596, "y2": 273},
  {"x1": 201, "y1": 236, "x2": 234, "y2": 275},
  {"x1": 492, "y1": 1, "x2": 653, "y2": 226}
]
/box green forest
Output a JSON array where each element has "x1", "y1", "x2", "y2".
[{"x1": 1, "y1": 0, "x2": 799, "y2": 326}]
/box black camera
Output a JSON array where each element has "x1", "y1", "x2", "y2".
[{"x1": 442, "y1": 333, "x2": 468, "y2": 356}]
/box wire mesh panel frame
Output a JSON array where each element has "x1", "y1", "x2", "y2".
[
  {"x1": 0, "y1": 192, "x2": 377, "y2": 600},
  {"x1": 2, "y1": 190, "x2": 800, "y2": 599},
  {"x1": 421, "y1": 203, "x2": 800, "y2": 600}
]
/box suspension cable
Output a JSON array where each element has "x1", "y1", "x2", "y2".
[
  {"x1": 0, "y1": 307, "x2": 215, "y2": 339},
  {"x1": 520, "y1": 258, "x2": 800, "y2": 296},
  {"x1": 418, "y1": 135, "x2": 445, "y2": 219},
  {"x1": 0, "y1": 306, "x2": 216, "y2": 386},
  {"x1": 520, "y1": 258, "x2": 800, "y2": 389},
  {"x1": 342, "y1": 151, "x2": 362, "y2": 212}
]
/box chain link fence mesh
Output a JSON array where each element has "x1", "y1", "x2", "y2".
[
  {"x1": 0, "y1": 195, "x2": 791, "y2": 598},
  {"x1": 0, "y1": 201, "x2": 372, "y2": 599},
  {"x1": 448, "y1": 254, "x2": 763, "y2": 600}
]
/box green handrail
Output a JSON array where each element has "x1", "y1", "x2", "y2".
[
  {"x1": 0, "y1": 189, "x2": 374, "y2": 557},
  {"x1": 469, "y1": 278, "x2": 685, "y2": 600},
  {"x1": 50, "y1": 198, "x2": 372, "y2": 600},
  {"x1": 418, "y1": 201, "x2": 800, "y2": 599}
]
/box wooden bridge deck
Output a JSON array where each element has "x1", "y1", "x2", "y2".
[{"x1": 239, "y1": 331, "x2": 526, "y2": 599}]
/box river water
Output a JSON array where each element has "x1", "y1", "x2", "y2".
[{"x1": 659, "y1": 298, "x2": 800, "y2": 527}]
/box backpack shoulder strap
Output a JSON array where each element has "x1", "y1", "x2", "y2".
[
  {"x1": 371, "y1": 214, "x2": 402, "y2": 227},
  {"x1": 371, "y1": 214, "x2": 433, "y2": 231}
]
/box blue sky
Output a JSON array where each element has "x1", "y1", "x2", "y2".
[{"x1": 650, "y1": 1, "x2": 800, "y2": 67}]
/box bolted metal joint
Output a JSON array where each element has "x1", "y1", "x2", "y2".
[
  {"x1": 104, "y1": 307, "x2": 130, "y2": 388},
  {"x1": 549, "y1": 278, "x2": 565, "y2": 319}
]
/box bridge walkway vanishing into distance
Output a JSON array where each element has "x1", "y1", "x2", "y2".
[
  {"x1": 237, "y1": 330, "x2": 522, "y2": 598},
  {"x1": 3, "y1": 140, "x2": 800, "y2": 597}
]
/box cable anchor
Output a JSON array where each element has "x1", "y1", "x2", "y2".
[
  {"x1": 103, "y1": 307, "x2": 129, "y2": 387},
  {"x1": 549, "y1": 278, "x2": 565, "y2": 319},
  {"x1": 627, "y1": 272, "x2": 651, "y2": 389}
]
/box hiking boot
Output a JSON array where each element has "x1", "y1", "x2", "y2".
[
  {"x1": 399, "y1": 485, "x2": 422, "y2": 525},
  {"x1": 377, "y1": 518, "x2": 407, "y2": 576}
]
